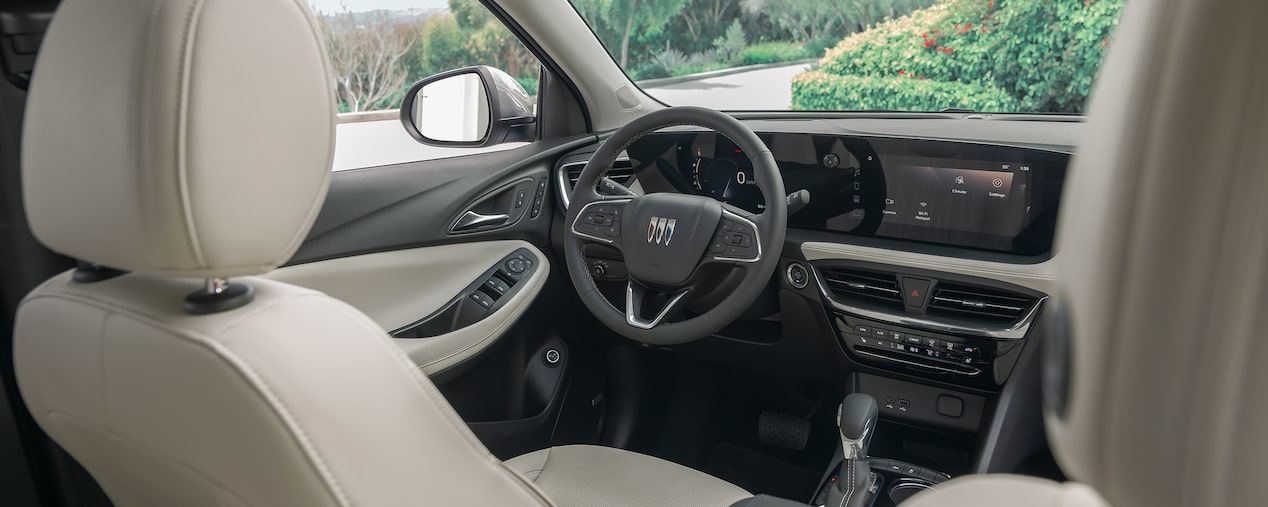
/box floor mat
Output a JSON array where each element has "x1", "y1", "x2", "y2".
[{"x1": 705, "y1": 443, "x2": 822, "y2": 502}]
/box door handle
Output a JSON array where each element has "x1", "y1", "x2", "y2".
[{"x1": 453, "y1": 210, "x2": 509, "y2": 231}]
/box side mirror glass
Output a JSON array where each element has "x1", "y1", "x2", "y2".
[{"x1": 400, "y1": 66, "x2": 536, "y2": 147}]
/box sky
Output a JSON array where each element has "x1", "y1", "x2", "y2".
[{"x1": 308, "y1": 0, "x2": 449, "y2": 14}]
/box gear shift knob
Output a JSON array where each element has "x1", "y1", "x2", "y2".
[{"x1": 837, "y1": 393, "x2": 878, "y2": 459}]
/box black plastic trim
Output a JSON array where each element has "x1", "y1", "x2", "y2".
[
  {"x1": 290, "y1": 134, "x2": 597, "y2": 265},
  {"x1": 391, "y1": 248, "x2": 539, "y2": 338}
]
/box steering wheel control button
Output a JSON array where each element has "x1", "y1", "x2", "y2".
[
  {"x1": 786, "y1": 263, "x2": 809, "y2": 289},
  {"x1": 902, "y1": 278, "x2": 932, "y2": 308}
]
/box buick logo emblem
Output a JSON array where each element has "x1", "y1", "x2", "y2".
[{"x1": 647, "y1": 217, "x2": 676, "y2": 246}]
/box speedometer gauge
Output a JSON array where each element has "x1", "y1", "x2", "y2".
[{"x1": 692, "y1": 158, "x2": 750, "y2": 198}]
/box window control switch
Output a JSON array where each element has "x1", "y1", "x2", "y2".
[{"x1": 485, "y1": 277, "x2": 510, "y2": 295}]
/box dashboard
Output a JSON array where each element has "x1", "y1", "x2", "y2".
[{"x1": 623, "y1": 131, "x2": 1069, "y2": 256}]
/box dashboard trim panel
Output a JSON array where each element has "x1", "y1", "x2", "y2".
[{"x1": 811, "y1": 265, "x2": 1047, "y2": 340}]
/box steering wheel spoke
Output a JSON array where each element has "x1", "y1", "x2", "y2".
[
  {"x1": 702, "y1": 207, "x2": 763, "y2": 266},
  {"x1": 625, "y1": 280, "x2": 692, "y2": 330},
  {"x1": 569, "y1": 197, "x2": 633, "y2": 250}
]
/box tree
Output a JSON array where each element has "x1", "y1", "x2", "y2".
[
  {"x1": 742, "y1": 0, "x2": 839, "y2": 42},
  {"x1": 601, "y1": 0, "x2": 688, "y2": 67},
  {"x1": 320, "y1": 9, "x2": 415, "y2": 112}
]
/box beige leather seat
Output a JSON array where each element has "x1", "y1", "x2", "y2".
[
  {"x1": 12, "y1": 0, "x2": 748, "y2": 506},
  {"x1": 906, "y1": 0, "x2": 1268, "y2": 506}
]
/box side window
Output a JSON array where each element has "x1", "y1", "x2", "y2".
[{"x1": 311, "y1": 0, "x2": 542, "y2": 170}]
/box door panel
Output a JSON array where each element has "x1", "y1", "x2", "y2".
[
  {"x1": 266, "y1": 240, "x2": 549, "y2": 375},
  {"x1": 292, "y1": 135, "x2": 594, "y2": 264}
]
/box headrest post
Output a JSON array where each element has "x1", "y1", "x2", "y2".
[{"x1": 182, "y1": 277, "x2": 254, "y2": 315}]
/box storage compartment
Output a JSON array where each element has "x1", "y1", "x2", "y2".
[{"x1": 849, "y1": 373, "x2": 984, "y2": 476}]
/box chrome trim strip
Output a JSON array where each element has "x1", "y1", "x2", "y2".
[
  {"x1": 811, "y1": 266, "x2": 1047, "y2": 340},
  {"x1": 711, "y1": 209, "x2": 762, "y2": 264},
  {"x1": 625, "y1": 282, "x2": 690, "y2": 329},
  {"x1": 931, "y1": 296, "x2": 1025, "y2": 312},
  {"x1": 786, "y1": 263, "x2": 809, "y2": 289},
  {"x1": 568, "y1": 198, "x2": 632, "y2": 245},
  {"x1": 854, "y1": 349, "x2": 982, "y2": 376}
]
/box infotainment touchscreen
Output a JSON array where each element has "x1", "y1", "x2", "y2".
[
  {"x1": 785, "y1": 136, "x2": 1066, "y2": 255},
  {"x1": 869, "y1": 156, "x2": 1034, "y2": 251}
]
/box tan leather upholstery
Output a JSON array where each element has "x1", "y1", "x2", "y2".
[
  {"x1": 910, "y1": 0, "x2": 1268, "y2": 506},
  {"x1": 15, "y1": 273, "x2": 553, "y2": 506},
  {"x1": 21, "y1": 0, "x2": 334, "y2": 278},
  {"x1": 1045, "y1": 0, "x2": 1268, "y2": 505},
  {"x1": 14, "y1": 1, "x2": 751, "y2": 506},
  {"x1": 905, "y1": 475, "x2": 1106, "y2": 507},
  {"x1": 506, "y1": 445, "x2": 751, "y2": 507},
  {"x1": 265, "y1": 241, "x2": 552, "y2": 375}
]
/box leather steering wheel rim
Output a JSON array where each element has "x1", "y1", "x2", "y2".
[{"x1": 564, "y1": 106, "x2": 786, "y2": 345}]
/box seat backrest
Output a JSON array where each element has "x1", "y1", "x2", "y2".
[
  {"x1": 1046, "y1": 0, "x2": 1268, "y2": 506},
  {"x1": 13, "y1": 0, "x2": 551, "y2": 505}
]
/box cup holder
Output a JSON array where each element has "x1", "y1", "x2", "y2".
[{"x1": 888, "y1": 478, "x2": 935, "y2": 504}]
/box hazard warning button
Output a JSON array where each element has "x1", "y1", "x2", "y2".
[{"x1": 902, "y1": 278, "x2": 932, "y2": 309}]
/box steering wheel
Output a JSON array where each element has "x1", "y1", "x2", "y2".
[{"x1": 564, "y1": 106, "x2": 787, "y2": 345}]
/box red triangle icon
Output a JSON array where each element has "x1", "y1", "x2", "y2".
[{"x1": 911, "y1": 290, "x2": 920, "y2": 297}]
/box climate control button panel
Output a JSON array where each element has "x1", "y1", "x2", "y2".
[{"x1": 833, "y1": 314, "x2": 1024, "y2": 388}]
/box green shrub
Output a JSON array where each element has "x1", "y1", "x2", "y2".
[
  {"x1": 672, "y1": 61, "x2": 729, "y2": 77},
  {"x1": 713, "y1": 20, "x2": 747, "y2": 64},
  {"x1": 794, "y1": 0, "x2": 1123, "y2": 113},
  {"x1": 738, "y1": 42, "x2": 808, "y2": 65},
  {"x1": 513, "y1": 76, "x2": 538, "y2": 97},
  {"x1": 651, "y1": 48, "x2": 691, "y2": 72},
  {"x1": 632, "y1": 64, "x2": 671, "y2": 80},
  {"x1": 791, "y1": 70, "x2": 1019, "y2": 111}
]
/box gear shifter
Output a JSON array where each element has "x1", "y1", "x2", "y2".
[
  {"x1": 838, "y1": 393, "x2": 878, "y2": 459},
  {"x1": 824, "y1": 394, "x2": 880, "y2": 507}
]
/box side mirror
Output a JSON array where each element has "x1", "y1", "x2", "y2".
[{"x1": 399, "y1": 65, "x2": 536, "y2": 147}]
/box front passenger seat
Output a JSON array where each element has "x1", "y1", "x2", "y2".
[{"x1": 12, "y1": 0, "x2": 750, "y2": 506}]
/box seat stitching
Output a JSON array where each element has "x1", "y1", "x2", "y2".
[{"x1": 173, "y1": 0, "x2": 207, "y2": 266}]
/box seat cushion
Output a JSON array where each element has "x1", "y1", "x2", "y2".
[
  {"x1": 505, "y1": 445, "x2": 751, "y2": 507},
  {"x1": 903, "y1": 475, "x2": 1108, "y2": 507}
]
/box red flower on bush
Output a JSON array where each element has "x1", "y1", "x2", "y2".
[
  {"x1": 924, "y1": 39, "x2": 936, "y2": 48},
  {"x1": 987, "y1": 0, "x2": 993, "y2": 8},
  {"x1": 982, "y1": 26, "x2": 988, "y2": 33},
  {"x1": 899, "y1": 70, "x2": 906, "y2": 75}
]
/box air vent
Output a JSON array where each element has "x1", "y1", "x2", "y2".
[
  {"x1": 928, "y1": 283, "x2": 1036, "y2": 323},
  {"x1": 819, "y1": 268, "x2": 903, "y2": 309},
  {"x1": 565, "y1": 160, "x2": 634, "y2": 188}
]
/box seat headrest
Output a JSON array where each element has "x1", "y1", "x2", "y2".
[
  {"x1": 22, "y1": 0, "x2": 335, "y2": 278},
  {"x1": 1049, "y1": 0, "x2": 1268, "y2": 505}
]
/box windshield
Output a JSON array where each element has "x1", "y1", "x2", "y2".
[{"x1": 569, "y1": 0, "x2": 1124, "y2": 113}]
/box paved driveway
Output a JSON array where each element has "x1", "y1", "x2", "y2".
[{"x1": 641, "y1": 63, "x2": 811, "y2": 110}]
